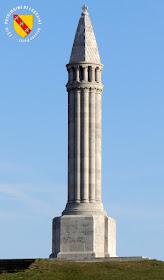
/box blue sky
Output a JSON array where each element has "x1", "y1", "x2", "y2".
[{"x1": 0, "y1": 0, "x2": 164, "y2": 261}]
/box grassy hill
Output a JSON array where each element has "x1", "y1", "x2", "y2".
[{"x1": 0, "y1": 259, "x2": 164, "y2": 280}]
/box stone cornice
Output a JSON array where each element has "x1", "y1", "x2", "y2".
[
  {"x1": 66, "y1": 81, "x2": 104, "y2": 91},
  {"x1": 66, "y1": 62, "x2": 104, "y2": 70}
]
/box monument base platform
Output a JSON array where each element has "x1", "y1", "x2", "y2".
[
  {"x1": 50, "y1": 214, "x2": 116, "y2": 260},
  {"x1": 49, "y1": 256, "x2": 150, "y2": 262}
]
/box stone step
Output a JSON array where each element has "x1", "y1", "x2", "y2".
[
  {"x1": 52, "y1": 256, "x2": 150, "y2": 262},
  {"x1": 0, "y1": 259, "x2": 35, "y2": 273},
  {"x1": 83, "y1": 257, "x2": 150, "y2": 262}
]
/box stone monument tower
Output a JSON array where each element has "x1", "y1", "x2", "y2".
[{"x1": 50, "y1": 5, "x2": 116, "y2": 260}]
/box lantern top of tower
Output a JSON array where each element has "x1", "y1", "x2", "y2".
[{"x1": 69, "y1": 5, "x2": 101, "y2": 64}]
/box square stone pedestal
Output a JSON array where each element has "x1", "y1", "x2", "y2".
[{"x1": 50, "y1": 215, "x2": 116, "y2": 260}]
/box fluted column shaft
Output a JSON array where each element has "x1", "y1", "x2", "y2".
[
  {"x1": 89, "y1": 89, "x2": 96, "y2": 201},
  {"x1": 74, "y1": 89, "x2": 81, "y2": 202},
  {"x1": 68, "y1": 86, "x2": 103, "y2": 204},
  {"x1": 81, "y1": 88, "x2": 89, "y2": 202},
  {"x1": 68, "y1": 90, "x2": 75, "y2": 203},
  {"x1": 95, "y1": 91, "x2": 102, "y2": 202},
  {"x1": 66, "y1": 63, "x2": 103, "y2": 214}
]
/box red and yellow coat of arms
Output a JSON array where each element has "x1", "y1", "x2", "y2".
[{"x1": 13, "y1": 15, "x2": 33, "y2": 37}]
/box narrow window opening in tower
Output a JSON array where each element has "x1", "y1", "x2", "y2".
[
  {"x1": 88, "y1": 66, "x2": 91, "y2": 82},
  {"x1": 95, "y1": 68, "x2": 99, "y2": 82},
  {"x1": 95, "y1": 68, "x2": 97, "y2": 82},
  {"x1": 68, "y1": 70, "x2": 70, "y2": 83},
  {"x1": 79, "y1": 66, "x2": 83, "y2": 81}
]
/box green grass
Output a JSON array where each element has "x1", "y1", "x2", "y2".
[{"x1": 0, "y1": 259, "x2": 164, "y2": 280}]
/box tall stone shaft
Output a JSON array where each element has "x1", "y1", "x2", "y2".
[
  {"x1": 63, "y1": 5, "x2": 104, "y2": 216},
  {"x1": 50, "y1": 5, "x2": 116, "y2": 260}
]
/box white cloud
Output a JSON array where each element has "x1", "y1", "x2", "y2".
[
  {"x1": 0, "y1": 183, "x2": 61, "y2": 218},
  {"x1": 0, "y1": 210, "x2": 36, "y2": 220}
]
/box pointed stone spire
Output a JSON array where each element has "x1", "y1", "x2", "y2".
[{"x1": 69, "y1": 5, "x2": 101, "y2": 64}]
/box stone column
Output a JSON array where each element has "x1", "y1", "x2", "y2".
[
  {"x1": 69, "y1": 68, "x2": 74, "y2": 82},
  {"x1": 91, "y1": 66, "x2": 95, "y2": 82},
  {"x1": 74, "y1": 89, "x2": 81, "y2": 203},
  {"x1": 75, "y1": 66, "x2": 80, "y2": 82},
  {"x1": 99, "y1": 67, "x2": 102, "y2": 83},
  {"x1": 95, "y1": 68, "x2": 100, "y2": 82},
  {"x1": 89, "y1": 88, "x2": 96, "y2": 202},
  {"x1": 68, "y1": 90, "x2": 75, "y2": 203},
  {"x1": 95, "y1": 90, "x2": 102, "y2": 202},
  {"x1": 83, "y1": 66, "x2": 88, "y2": 82},
  {"x1": 81, "y1": 88, "x2": 89, "y2": 202}
]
